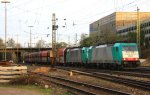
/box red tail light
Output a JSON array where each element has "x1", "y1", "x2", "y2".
[{"x1": 123, "y1": 58, "x2": 139, "y2": 61}]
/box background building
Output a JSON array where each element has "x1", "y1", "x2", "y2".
[
  {"x1": 117, "y1": 19, "x2": 150, "y2": 42},
  {"x1": 90, "y1": 12, "x2": 150, "y2": 35}
]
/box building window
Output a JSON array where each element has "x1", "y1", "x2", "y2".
[
  {"x1": 148, "y1": 22, "x2": 150, "y2": 26},
  {"x1": 144, "y1": 23, "x2": 147, "y2": 27},
  {"x1": 123, "y1": 29, "x2": 125, "y2": 33},
  {"x1": 144, "y1": 30, "x2": 146, "y2": 34},
  {"x1": 127, "y1": 28, "x2": 129, "y2": 31},
  {"x1": 125, "y1": 29, "x2": 128, "y2": 32},
  {"x1": 130, "y1": 27, "x2": 132, "y2": 31},
  {"x1": 147, "y1": 30, "x2": 148, "y2": 34},
  {"x1": 132, "y1": 27, "x2": 134, "y2": 30},
  {"x1": 133, "y1": 26, "x2": 136, "y2": 30},
  {"x1": 147, "y1": 22, "x2": 149, "y2": 27},
  {"x1": 118, "y1": 30, "x2": 121, "y2": 33}
]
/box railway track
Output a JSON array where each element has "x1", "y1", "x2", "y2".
[
  {"x1": 69, "y1": 70, "x2": 150, "y2": 91},
  {"x1": 28, "y1": 71, "x2": 131, "y2": 95},
  {"x1": 57, "y1": 66, "x2": 150, "y2": 78},
  {"x1": 25, "y1": 63, "x2": 150, "y2": 78},
  {"x1": 123, "y1": 68, "x2": 150, "y2": 74},
  {"x1": 94, "y1": 70, "x2": 150, "y2": 78}
]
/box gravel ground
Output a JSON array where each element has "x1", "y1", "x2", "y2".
[
  {"x1": 141, "y1": 58, "x2": 150, "y2": 66},
  {"x1": 112, "y1": 74, "x2": 150, "y2": 82}
]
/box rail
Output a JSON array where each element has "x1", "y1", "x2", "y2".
[{"x1": 28, "y1": 71, "x2": 131, "y2": 95}]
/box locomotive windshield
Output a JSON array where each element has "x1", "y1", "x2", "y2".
[{"x1": 122, "y1": 46, "x2": 138, "y2": 51}]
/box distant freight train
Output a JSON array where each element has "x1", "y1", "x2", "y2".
[
  {"x1": 24, "y1": 43, "x2": 140, "y2": 69},
  {"x1": 24, "y1": 51, "x2": 51, "y2": 64}
]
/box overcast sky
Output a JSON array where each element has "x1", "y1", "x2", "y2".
[{"x1": 0, "y1": 0, "x2": 150, "y2": 47}]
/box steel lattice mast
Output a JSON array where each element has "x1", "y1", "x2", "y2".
[{"x1": 51, "y1": 13, "x2": 58, "y2": 67}]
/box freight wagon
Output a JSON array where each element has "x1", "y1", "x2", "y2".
[
  {"x1": 24, "y1": 51, "x2": 51, "y2": 64},
  {"x1": 56, "y1": 48, "x2": 67, "y2": 64}
]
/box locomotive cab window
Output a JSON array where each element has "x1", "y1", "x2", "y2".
[{"x1": 122, "y1": 46, "x2": 138, "y2": 51}]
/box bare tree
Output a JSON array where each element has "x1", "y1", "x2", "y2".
[
  {"x1": 7, "y1": 38, "x2": 15, "y2": 48},
  {"x1": 0, "y1": 38, "x2": 5, "y2": 48},
  {"x1": 15, "y1": 43, "x2": 22, "y2": 48},
  {"x1": 56, "y1": 42, "x2": 68, "y2": 49},
  {"x1": 80, "y1": 31, "x2": 122, "y2": 47},
  {"x1": 35, "y1": 39, "x2": 46, "y2": 48}
]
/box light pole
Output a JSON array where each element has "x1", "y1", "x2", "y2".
[
  {"x1": 28, "y1": 26, "x2": 33, "y2": 48},
  {"x1": 136, "y1": 7, "x2": 140, "y2": 56},
  {"x1": 1, "y1": 0, "x2": 10, "y2": 61},
  {"x1": 16, "y1": 34, "x2": 19, "y2": 63}
]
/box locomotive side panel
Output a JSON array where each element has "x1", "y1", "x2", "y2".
[
  {"x1": 91, "y1": 45, "x2": 113, "y2": 63},
  {"x1": 81, "y1": 47, "x2": 88, "y2": 64},
  {"x1": 71, "y1": 48, "x2": 82, "y2": 63}
]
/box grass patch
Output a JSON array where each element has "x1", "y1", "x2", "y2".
[
  {"x1": 62, "y1": 93, "x2": 72, "y2": 95},
  {"x1": 0, "y1": 84, "x2": 72, "y2": 95},
  {"x1": 0, "y1": 84, "x2": 52, "y2": 95},
  {"x1": 10, "y1": 75, "x2": 38, "y2": 85}
]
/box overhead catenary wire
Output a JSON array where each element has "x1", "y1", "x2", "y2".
[{"x1": 5, "y1": 0, "x2": 148, "y2": 28}]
